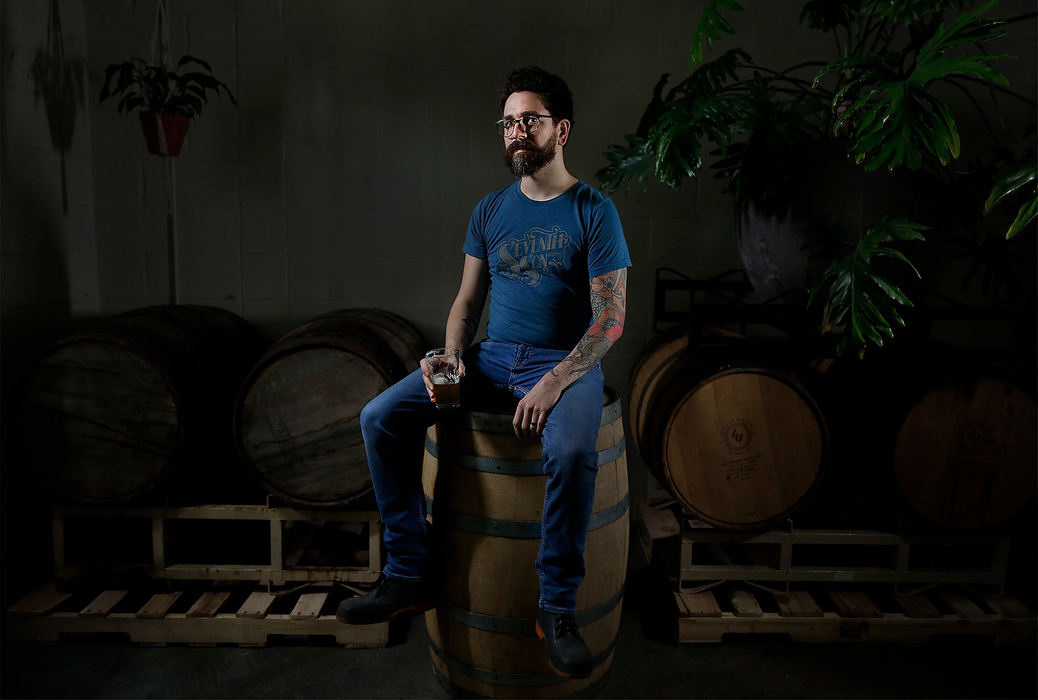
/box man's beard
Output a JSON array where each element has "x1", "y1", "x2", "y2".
[{"x1": 503, "y1": 133, "x2": 557, "y2": 177}]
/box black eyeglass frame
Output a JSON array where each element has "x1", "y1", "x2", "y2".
[{"x1": 495, "y1": 113, "x2": 554, "y2": 137}]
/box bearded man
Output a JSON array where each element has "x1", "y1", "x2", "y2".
[{"x1": 337, "y1": 66, "x2": 631, "y2": 680}]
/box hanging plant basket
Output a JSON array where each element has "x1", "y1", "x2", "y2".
[{"x1": 139, "y1": 112, "x2": 190, "y2": 156}]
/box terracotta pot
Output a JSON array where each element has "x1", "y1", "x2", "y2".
[{"x1": 139, "y1": 112, "x2": 191, "y2": 156}]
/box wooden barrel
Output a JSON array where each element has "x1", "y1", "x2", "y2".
[
  {"x1": 16, "y1": 305, "x2": 264, "y2": 503},
  {"x1": 894, "y1": 375, "x2": 1036, "y2": 529},
  {"x1": 629, "y1": 329, "x2": 699, "y2": 463},
  {"x1": 422, "y1": 389, "x2": 628, "y2": 698},
  {"x1": 630, "y1": 330, "x2": 827, "y2": 530},
  {"x1": 234, "y1": 308, "x2": 427, "y2": 508}
]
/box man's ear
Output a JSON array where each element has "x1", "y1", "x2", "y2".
[{"x1": 557, "y1": 119, "x2": 571, "y2": 147}]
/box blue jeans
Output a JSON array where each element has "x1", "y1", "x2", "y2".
[{"x1": 359, "y1": 340, "x2": 605, "y2": 614}]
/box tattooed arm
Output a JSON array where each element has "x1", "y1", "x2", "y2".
[
  {"x1": 444, "y1": 254, "x2": 490, "y2": 354},
  {"x1": 513, "y1": 267, "x2": 628, "y2": 437},
  {"x1": 559, "y1": 268, "x2": 628, "y2": 375},
  {"x1": 420, "y1": 254, "x2": 489, "y2": 403}
]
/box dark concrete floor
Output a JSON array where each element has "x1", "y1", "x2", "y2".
[{"x1": 3, "y1": 567, "x2": 1036, "y2": 700}]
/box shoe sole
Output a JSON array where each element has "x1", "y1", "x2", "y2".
[
  {"x1": 534, "y1": 621, "x2": 591, "y2": 680},
  {"x1": 335, "y1": 600, "x2": 436, "y2": 625}
]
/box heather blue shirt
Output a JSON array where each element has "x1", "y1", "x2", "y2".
[{"x1": 463, "y1": 181, "x2": 631, "y2": 350}]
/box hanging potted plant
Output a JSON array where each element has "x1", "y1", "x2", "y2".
[{"x1": 97, "y1": 54, "x2": 235, "y2": 156}]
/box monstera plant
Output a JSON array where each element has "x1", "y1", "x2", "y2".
[{"x1": 599, "y1": 0, "x2": 1035, "y2": 356}]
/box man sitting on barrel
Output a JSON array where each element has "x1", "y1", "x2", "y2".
[{"x1": 336, "y1": 65, "x2": 631, "y2": 680}]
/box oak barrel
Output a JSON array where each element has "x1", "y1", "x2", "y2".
[
  {"x1": 894, "y1": 375, "x2": 1036, "y2": 529},
  {"x1": 234, "y1": 308, "x2": 427, "y2": 508},
  {"x1": 630, "y1": 330, "x2": 827, "y2": 530},
  {"x1": 16, "y1": 305, "x2": 264, "y2": 503},
  {"x1": 422, "y1": 389, "x2": 628, "y2": 698}
]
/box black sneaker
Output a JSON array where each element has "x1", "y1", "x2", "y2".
[
  {"x1": 535, "y1": 608, "x2": 592, "y2": 679},
  {"x1": 335, "y1": 574, "x2": 436, "y2": 625}
]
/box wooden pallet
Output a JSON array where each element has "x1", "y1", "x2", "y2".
[
  {"x1": 679, "y1": 520, "x2": 1012, "y2": 589},
  {"x1": 675, "y1": 584, "x2": 1036, "y2": 645},
  {"x1": 6, "y1": 582, "x2": 389, "y2": 648},
  {"x1": 51, "y1": 503, "x2": 382, "y2": 586}
]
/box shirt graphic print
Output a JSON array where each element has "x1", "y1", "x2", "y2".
[{"x1": 496, "y1": 226, "x2": 572, "y2": 287}]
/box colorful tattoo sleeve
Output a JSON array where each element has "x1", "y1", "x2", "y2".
[{"x1": 556, "y1": 268, "x2": 627, "y2": 378}]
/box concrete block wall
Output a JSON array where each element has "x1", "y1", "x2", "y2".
[{"x1": 3, "y1": 0, "x2": 1035, "y2": 508}]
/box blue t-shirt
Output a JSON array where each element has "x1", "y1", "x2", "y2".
[{"x1": 463, "y1": 180, "x2": 632, "y2": 350}]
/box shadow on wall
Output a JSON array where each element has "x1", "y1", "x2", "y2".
[
  {"x1": 0, "y1": 189, "x2": 76, "y2": 610},
  {"x1": 31, "y1": 0, "x2": 86, "y2": 213},
  {"x1": 1, "y1": 0, "x2": 98, "y2": 608}
]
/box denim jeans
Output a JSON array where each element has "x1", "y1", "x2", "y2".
[{"x1": 359, "y1": 339, "x2": 605, "y2": 614}]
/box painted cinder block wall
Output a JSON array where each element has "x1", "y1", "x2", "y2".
[{"x1": 3, "y1": 0, "x2": 1035, "y2": 524}]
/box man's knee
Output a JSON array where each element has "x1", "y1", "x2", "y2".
[
  {"x1": 360, "y1": 395, "x2": 389, "y2": 438},
  {"x1": 544, "y1": 444, "x2": 598, "y2": 482}
]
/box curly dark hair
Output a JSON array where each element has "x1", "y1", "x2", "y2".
[{"x1": 497, "y1": 66, "x2": 574, "y2": 127}]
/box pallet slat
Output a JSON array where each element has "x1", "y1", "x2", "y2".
[
  {"x1": 677, "y1": 590, "x2": 722, "y2": 617},
  {"x1": 289, "y1": 592, "x2": 328, "y2": 620},
  {"x1": 236, "y1": 591, "x2": 276, "y2": 619},
  {"x1": 137, "y1": 592, "x2": 182, "y2": 619},
  {"x1": 895, "y1": 594, "x2": 942, "y2": 619},
  {"x1": 984, "y1": 595, "x2": 1032, "y2": 619},
  {"x1": 829, "y1": 591, "x2": 882, "y2": 619},
  {"x1": 8, "y1": 590, "x2": 72, "y2": 616},
  {"x1": 81, "y1": 590, "x2": 128, "y2": 617},
  {"x1": 729, "y1": 590, "x2": 763, "y2": 617},
  {"x1": 186, "y1": 591, "x2": 231, "y2": 618},
  {"x1": 942, "y1": 592, "x2": 988, "y2": 619},
  {"x1": 774, "y1": 591, "x2": 823, "y2": 618}
]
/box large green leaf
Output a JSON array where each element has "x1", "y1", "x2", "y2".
[
  {"x1": 818, "y1": 1, "x2": 1010, "y2": 172},
  {"x1": 1005, "y1": 198, "x2": 1037, "y2": 239},
  {"x1": 677, "y1": 47, "x2": 748, "y2": 96},
  {"x1": 811, "y1": 218, "x2": 927, "y2": 356},
  {"x1": 985, "y1": 163, "x2": 1038, "y2": 239},
  {"x1": 690, "y1": 0, "x2": 744, "y2": 67},
  {"x1": 644, "y1": 90, "x2": 745, "y2": 188},
  {"x1": 599, "y1": 50, "x2": 752, "y2": 192},
  {"x1": 597, "y1": 135, "x2": 655, "y2": 193}
]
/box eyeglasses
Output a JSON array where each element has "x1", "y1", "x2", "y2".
[{"x1": 495, "y1": 113, "x2": 553, "y2": 137}]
